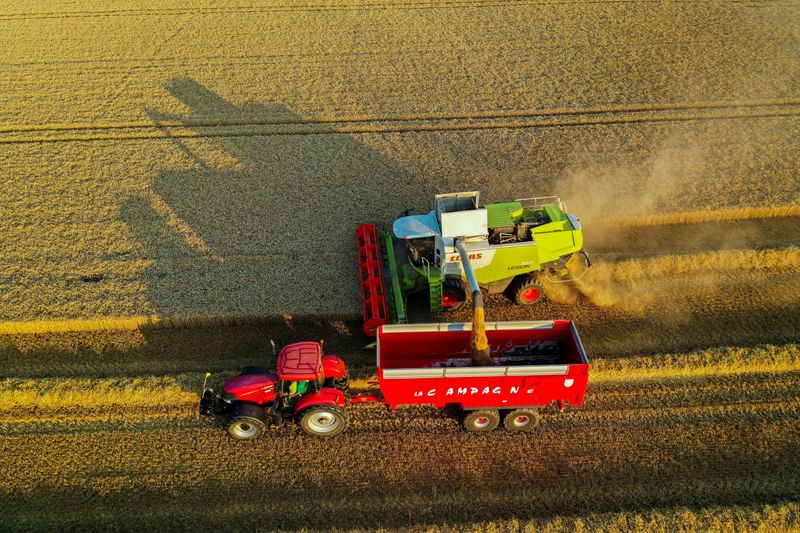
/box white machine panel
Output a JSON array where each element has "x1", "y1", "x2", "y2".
[{"x1": 439, "y1": 208, "x2": 488, "y2": 239}]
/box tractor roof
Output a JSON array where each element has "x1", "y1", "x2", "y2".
[{"x1": 277, "y1": 342, "x2": 323, "y2": 380}]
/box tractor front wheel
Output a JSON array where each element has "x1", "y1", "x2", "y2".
[
  {"x1": 462, "y1": 409, "x2": 500, "y2": 432},
  {"x1": 441, "y1": 278, "x2": 467, "y2": 312},
  {"x1": 297, "y1": 405, "x2": 349, "y2": 438},
  {"x1": 227, "y1": 403, "x2": 267, "y2": 440},
  {"x1": 510, "y1": 275, "x2": 544, "y2": 305},
  {"x1": 503, "y1": 408, "x2": 540, "y2": 432}
]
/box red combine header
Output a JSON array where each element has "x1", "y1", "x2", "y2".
[{"x1": 356, "y1": 223, "x2": 391, "y2": 335}]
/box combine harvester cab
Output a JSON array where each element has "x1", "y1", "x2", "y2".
[
  {"x1": 360, "y1": 319, "x2": 589, "y2": 432},
  {"x1": 357, "y1": 192, "x2": 588, "y2": 335}
]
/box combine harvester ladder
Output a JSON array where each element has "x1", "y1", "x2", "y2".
[
  {"x1": 422, "y1": 257, "x2": 443, "y2": 317},
  {"x1": 379, "y1": 230, "x2": 407, "y2": 326}
]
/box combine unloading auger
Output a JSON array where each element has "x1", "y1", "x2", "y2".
[{"x1": 455, "y1": 239, "x2": 491, "y2": 366}]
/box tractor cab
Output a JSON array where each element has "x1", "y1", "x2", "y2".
[
  {"x1": 200, "y1": 341, "x2": 350, "y2": 439},
  {"x1": 276, "y1": 342, "x2": 326, "y2": 406}
]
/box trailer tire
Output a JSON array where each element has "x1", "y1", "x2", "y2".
[
  {"x1": 503, "y1": 408, "x2": 540, "y2": 432},
  {"x1": 462, "y1": 409, "x2": 500, "y2": 432},
  {"x1": 441, "y1": 278, "x2": 468, "y2": 312},
  {"x1": 510, "y1": 275, "x2": 544, "y2": 305},
  {"x1": 297, "y1": 404, "x2": 349, "y2": 437},
  {"x1": 227, "y1": 404, "x2": 267, "y2": 440}
]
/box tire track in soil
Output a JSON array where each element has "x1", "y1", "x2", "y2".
[
  {"x1": 2, "y1": 405, "x2": 797, "y2": 529},
  {"x1": 0, "y1": 1, "x2": 712, "y2": 21},
  {"x1": 1, "y1": 100, "x2": 798, "y2": 143}
]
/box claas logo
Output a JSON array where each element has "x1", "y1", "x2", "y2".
[{"x1": 448, "y1": 253, "x2": 483, "y2": 262}]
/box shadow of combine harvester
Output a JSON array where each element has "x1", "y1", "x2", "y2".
[{"x1": 121, "y1": 78, "x2": 435, "y2": 321}]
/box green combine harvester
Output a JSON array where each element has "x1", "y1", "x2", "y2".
[{"x1": 356, "y1": 191, "x2": 589, "y2": 335}]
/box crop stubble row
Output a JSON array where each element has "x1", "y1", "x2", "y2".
[
  {"x1": 2, "y1": 342, "x2": 799, "y2": 526},
  {"x1": 2, "y1": 409, "x2": 798, "y2": 528}
]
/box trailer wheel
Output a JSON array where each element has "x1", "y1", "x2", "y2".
[
  {"x1": 441, "y1": 278, "x2": 467, "y2": 312},
  {"x1": 503, "y1": 409, "x2": 540, "y2": 432},
  {"x1": 462, "y1": 409, "x2": 500, "y2": 432},
  {"x1": 510, "y1": 275, "x2": 544, "y2": 305},
  {"x1": 227, "y1": 404, "x2": 267, "y2": 440},
  {"x1": 297, "y1": 405, "x2": 349, "y2": 437}
]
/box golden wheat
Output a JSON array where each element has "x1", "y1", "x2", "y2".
[
  {"x1": 592, "y1": 205, "x2": 800, "y2": 228},
  {"x1": 591, "y1": 344, "x2": 800, "y2": 383},
  {"x1": 2, "y1": 1, "x2": 799, "y2": 322},
  {"x1": 2, "y1": 0, "x2": 800, "y2": 530},
  {"x1": 0, "y1": 376, "x2": 196, "y2": 411},
  {"x1": 566, "y1": 246, "x2": 800, "y2": 309},
  {"x1": 400, "y1": 502, "x2": 800, "y2": 533}
]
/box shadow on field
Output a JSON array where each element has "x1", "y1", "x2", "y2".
[{"x1": 120, "y1": 78, "x2": 435, "y2": 319}]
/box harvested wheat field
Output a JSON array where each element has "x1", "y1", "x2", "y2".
[{"x1": 1, "y1": 0, "x2": 799, "y2": 531}]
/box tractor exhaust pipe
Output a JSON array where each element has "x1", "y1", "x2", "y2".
[{"x1": 455, "y1": 240, "x2": 492, "y2": 366}]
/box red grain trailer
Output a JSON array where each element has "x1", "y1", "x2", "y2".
[{"x1": 353, "y1": 319, "x2": 589, "y2": 431}]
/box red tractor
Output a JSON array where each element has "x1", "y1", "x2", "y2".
[{"x1": 200, "y1": 341, "x2": 350, "y2": 438}]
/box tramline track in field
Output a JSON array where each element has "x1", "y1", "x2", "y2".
[
  {"x1": 0, "y1": 0, "x2": 741, "y2": 21},
  {"x1": 3, "y1": 98, "x2": 799, "y2": 134},
  {"x1": 2, "y1": 102, "x2": 798, "y2": 144}
]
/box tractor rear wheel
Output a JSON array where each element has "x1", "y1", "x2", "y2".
[
  {"x1": 510, "y1": 275, "x2": 544, "y2": 305},
  {"x1": 503, "y1": 408, "x2": 540, "y2": 432},
  {"x1": 297, "y1": 405, "x2": 349, "y2": 437},
  {"x1": 227, "y1": 404, "x2": 267, "y2": 440},
  {"x1": 441, "y1": 278, "x2": 467, "y2": 312},
  {"x1": 462, "y1": 409, "x2": 500, "y2": 432}
]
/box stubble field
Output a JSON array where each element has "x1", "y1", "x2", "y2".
[{"x1": 1, "y1": 0, "x2": 799, "y2": 531}]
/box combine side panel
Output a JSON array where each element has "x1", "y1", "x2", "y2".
[
  {"x1": 356, "y1": 224, "x2": 390, "y2": 336},
  {"x1": 380, "y1": 230, "x2": 407, "y2": 325}
]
